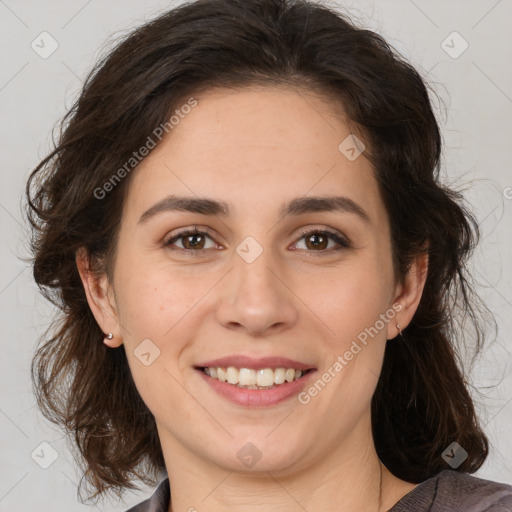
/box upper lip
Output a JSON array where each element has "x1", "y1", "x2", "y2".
[{"x1": 195, "y1": 356, "x2": 315, "y2": 371}]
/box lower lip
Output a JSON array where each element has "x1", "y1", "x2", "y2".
[{"x1": 196, "y1": 369, "x2": 316, "y2": 407}]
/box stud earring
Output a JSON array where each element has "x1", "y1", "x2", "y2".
[{"x1": 104, "y1": 332, "x2": 113, "y2": 342}]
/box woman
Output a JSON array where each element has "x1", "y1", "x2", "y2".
[{"x1": 26, "y1": 0, "x2": 512, "y2": 510}]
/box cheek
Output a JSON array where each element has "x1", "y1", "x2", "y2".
[
  {"x1": 310, "y1": 258, "x2": 393, "y2": 406},
  {"x1": 113, "y1": 265, "x2": 197, "y2": 415},
  {"x1": 315, "y1": 260, "x2": 393, "y2": 340},
  {"x1": 113, "y1": 246, "x2": 200, "y2": 338}
]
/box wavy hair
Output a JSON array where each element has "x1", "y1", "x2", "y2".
[{"x1": 26, "y1": 0, "x2": 494, "y2": 502}]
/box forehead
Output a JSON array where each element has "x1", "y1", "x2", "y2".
[{"x1": 123, "y1": 86, "x2": 385, "y2": 224}]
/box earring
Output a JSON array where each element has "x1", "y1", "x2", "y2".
[
  {"x1": 104, "y1": 332, "x2": 113, "y2": 342},
  {"x1": 396, "y1": 324, "x2": 403, "y2": 338}
]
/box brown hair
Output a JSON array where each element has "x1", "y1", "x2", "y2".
[{"x1": 26, "y1": 0, "x2": 494, "y2": 503}]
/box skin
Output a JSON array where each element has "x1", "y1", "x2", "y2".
[{"x1": 77, "y1": 86, "x2": 428, "y2": 511}]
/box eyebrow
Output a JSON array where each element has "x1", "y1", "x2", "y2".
[{"x1": 138, "y1": 194, "x2": 371, "y2": 224}]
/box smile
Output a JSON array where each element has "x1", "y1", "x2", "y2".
[{"x1": 200, "y1": 366, "x2": 312, "y2": 389}]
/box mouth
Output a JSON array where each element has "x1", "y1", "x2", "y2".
[
  {"x1": 195, "y1": 366, "x2": 314, "y2": 390},
  {"x1": 193, "y1": 356, "x2": 317, "y2": 407}
]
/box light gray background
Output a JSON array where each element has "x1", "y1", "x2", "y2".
[{"x1": 1, "y1": 0, "x2": 511, "y2": 510}]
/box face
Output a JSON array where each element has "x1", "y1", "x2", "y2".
[{"x1": 83, "y1": 86, "x2": 419, "y2": 476}]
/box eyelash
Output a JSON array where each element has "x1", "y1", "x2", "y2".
[{"x1": 164, "y1": 226, "x2": 351, "y2": 257}]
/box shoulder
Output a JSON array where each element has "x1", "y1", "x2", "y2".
[
  {"x1": 390, "y1": 470, "x2": 512, "y2": 512},
  {"x1": 124, "y1": 478, "x2": 170, "y2": 512}
]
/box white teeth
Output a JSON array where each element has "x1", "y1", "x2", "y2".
[
  {"x1": 239, "y1": 368, "x2": 256, "y2": 386},
  {"x1": 226, "y1": 366, "x2": 238, "y2": 384},
  {"x1": 274, "y1": 368, "x2": 286, "y2": 384},
  {"x1": 217, "y1": 367, "x2": 227, "y2": 382},
  {"x1": 201, "y1": 366, "x2": 309, "y2": 388},
  {"x1": 256, "y1": 368, "x2": 274, "y2": 387}
]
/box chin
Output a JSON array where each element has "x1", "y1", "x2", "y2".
[{"x1": 210, "y1": 435, "x2": 307, "y2": 473}]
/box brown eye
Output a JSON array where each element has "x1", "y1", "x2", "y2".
[
  {"x1": 294, "y1": 229, "x2": 351, "y2": 253},
  {"x1": 165, "y1": 229, "x2": 216, "y2": 251},
  {"x1": 181, "y1": 233, "x2": 206, "y2": 249},
  {"x1": 304, "y1": 232, "x2": 329, "y2": 250}
]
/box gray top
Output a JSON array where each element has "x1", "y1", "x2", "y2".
[{"x1": 125, "y1": 469, "x2": 512, "y2": 511}]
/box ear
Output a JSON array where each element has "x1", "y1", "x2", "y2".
[
  {"x1": 75, "y1": 247, "x2": 123, "y2": 348},
  {"x1": 387, "y1": 248, "x2": 429, "y2": 340}
]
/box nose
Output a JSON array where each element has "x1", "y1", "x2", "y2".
[{"x1": 215, "y1": 248, "x2": 299, "y2": 337}]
